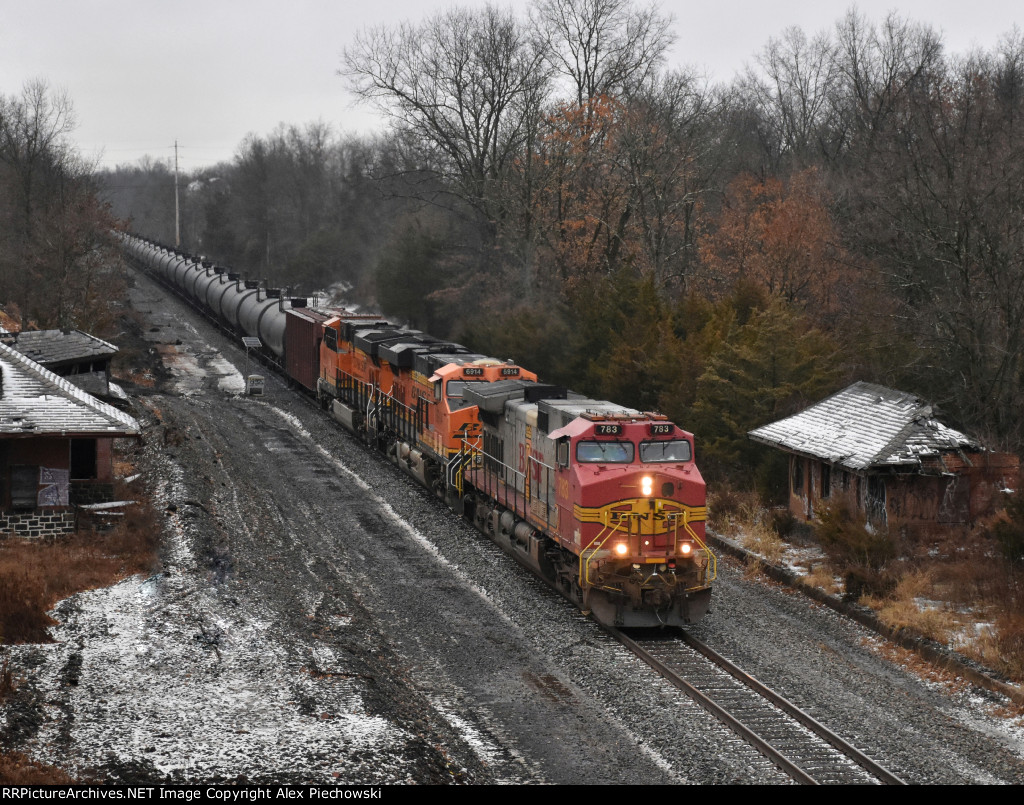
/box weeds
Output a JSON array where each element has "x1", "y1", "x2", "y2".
[
  {"x1": 862, "y1": 569, "x2": 957, "y2": 643},
  {"x1": 711, "y1": 484, "x2": 1024, "y2": 683},
  {"x1": 987, "y1": 492, "x2": 1024, "y2": 565},
  {"x1": 743, "y1": 557, "x2": 765, "y2": 580},
  {"x1": 975, "y1": 613, "x2": 1024, "y2": 681},
  {"x1": 814, "y1": 501, "x2": 895, "y2": 570},
  {"x1": 745, "y1": 520, "x2": 785, "y2": 565},
  {"x1": 0, "y1": 478, "x2": 159, "y2": 645},
  {"x1": 707, "y1": 485, "x2": 759, "y2": 530},
  {"x1": 708, "y1": 485, "x2": 789, "y2": 568},
  {"x1": 803, "y1": 563, "x2": 840, "y2": 595}
]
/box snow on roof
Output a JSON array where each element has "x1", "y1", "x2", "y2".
[
  {"x1": 7, "y1": 328, "x2": 117, "y2": 366},
  {"x1": 0, "y1": 342, "x2": 139, "y2": 436},
  {"x1": 748, "y1": 381, "x2": 979, "y2": 471}
]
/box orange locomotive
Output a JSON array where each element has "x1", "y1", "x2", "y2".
[
  {"x1": 121, "y1": 233, "x2": 714, "y2": 628},
  {"x1": 315, "y1": 316, "x2": 714, "y2": 627},
  {"x1": 316, "y1": 316, "x2": 538, "y2": 501}
]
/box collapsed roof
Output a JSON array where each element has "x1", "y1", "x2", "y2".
[
  {"x1": 0, "y1": 342, "x2": 139, "y2": 437},
  {"x1": 748, "y1": 381, "x2": 979, "y2": 472}
]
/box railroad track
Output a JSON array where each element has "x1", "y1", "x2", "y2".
[{"x1": 607, "y1": 627, "x2": 906, "y2": 785}]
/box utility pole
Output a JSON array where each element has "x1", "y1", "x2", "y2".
[{"x1": 174, "y1": 140, "x2": 180, "y2": 247}]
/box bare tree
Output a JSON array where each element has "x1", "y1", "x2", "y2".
[
  {"x1": 850, "y1": 46, "x2": 1024, "y2": 445},
  {"x1": 342, "y1": 5, "x2": 550, "y2": 233},
  {"x1": 0, "y1": 79, "x2": 76, "y2": 237},
  {"x1": 832, "y1": 10, "x2": 943, "y2": 154},
  {"x1": 743, "y1": 25, "x2": 839, "y2": 167},
  {"x1": 621, "y1": 70, "x2": 724, "y2": 290},
  {"x1": 533, "y1": 0, "x2": 675, "y2": 108}
]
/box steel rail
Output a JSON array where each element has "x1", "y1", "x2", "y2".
[
  {"x1": 677, "y1": 630, "x2": 906, "y2": 785},
  {"x1": 604, "y1": 625, "x2": 906, "y2": 785}
]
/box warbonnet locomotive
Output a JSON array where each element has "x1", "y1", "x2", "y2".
[{"x1": 122, "y1": 234, "x2": 716, "y2": 627}]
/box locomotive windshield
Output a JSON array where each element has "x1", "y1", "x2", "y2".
[
  {"x1": 446, "y1": 379, "x2": 484, "y2": 411},
  {"x1": 576, "y1": 441, "x2": 634, "y2": 463},
  {"x1": 639, "y1": 439, "x2": 692, "y2": 463}
]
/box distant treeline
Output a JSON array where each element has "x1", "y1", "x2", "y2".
[
  {"x1": 95, "y1": 2, "x2": 1024, "y2": 488},
  {"x1": 0, "y1": 80, "x2": 124, "y2": 336}
]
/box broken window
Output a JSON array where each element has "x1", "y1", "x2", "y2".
[
  {"x1": 10, "y1": 465, "x2": 37, "y2": 511},
  {"x1": 821, "y1": 464, "x2": 831, "y2": 498},
  {"x1": 70, "y1": 439, "x2": 97, "y2": 480},
  {"x1": 792, "y1": 457, "x2": 804, "y2": 495},
  {"x1": 867, "y1": 476, "x2": 887, "y2": 524}
]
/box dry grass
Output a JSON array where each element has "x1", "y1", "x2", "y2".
[
  {"x1": 0, "y1": 472, "x2": 159, "y2": 783},
  {"x1": 971, "y1": 613, "x2": 1024, "y2": 681},
  {"x1": 803, "y1": 563, "x2": 840, "y2": 595},
  {"x1": 862, "y1": 569, "x2": 958, "y2": 644},
  {"x1": 707, "y1": 485, "x2": 762, "y2": 532},
  {"x1": 712, "y1": 485, "x2": 1024, "y2": 683},
  {"x1": 708, "y1": 485, "x2": 788, "y2": 565},
  {"x1": 0, "y1": 480, "x2": 159, "y2": 645},
  {"x1": 744, "y1": 519, "x2": 786, "y2": 565},
  {"x1": 0, "y1": 751, "x2": 76, "y2": 784}
]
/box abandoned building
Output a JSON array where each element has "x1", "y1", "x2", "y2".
[
  {"x1": 2, "y1": 328, "x2": 120, "y2": 400},
  {"x1": 0, "y1": 341, "x2": 140, "y2": 538},
  {"x1": 748, "y1": 381, "x2": 1019, "y2": 534}
]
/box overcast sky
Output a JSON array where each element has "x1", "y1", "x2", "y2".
[{"x1": 1, "y1": 1, "x2": 1020, "y2": 172}]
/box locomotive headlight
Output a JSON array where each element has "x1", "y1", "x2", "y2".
[
  {"x1": 614, "y1": 542, "x2": 629, "y2": 556},
  {"x1": 641, "y1": 475, "x2": 653, "y2": 496},
  {"x1": 680, "y1": 542, "x2": 692, "y2": 556}
]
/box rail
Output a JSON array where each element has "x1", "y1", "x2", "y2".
[{"x1": 607, "y1": 627, "x2": 907, "y2": 786}]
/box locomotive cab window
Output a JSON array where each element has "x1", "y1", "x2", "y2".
[
  {"x1": 557, "y1": 439, "x2": 570, "y2": 467},
  {"x1": 639, "y1": 439, "x2": 692, "y2": 463},
  {"x1": 446, "y1": 379, "x2": 483, "y2": 411},
  {"x1": 576, "y1": 441, "x2": 634, "y2": 463},
  {"x1": 323, "y1": 328, "x2": 338, "y2": 352}
]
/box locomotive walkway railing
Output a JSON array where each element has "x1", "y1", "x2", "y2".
[
  {"x1": 453, "y1": 439, "x2": 558, "y2": 532},
  {"x1": 335, "y1": 369, "x2": 420, "y2": 446}
]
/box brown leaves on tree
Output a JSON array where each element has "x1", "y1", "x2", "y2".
[{"x1": 698, "y1": 168, "x2": 847, "y2": 321}]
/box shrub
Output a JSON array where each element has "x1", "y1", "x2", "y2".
[
  {"x1": 745, "y1": 519, "x2": 785, "y2": 565},
  {"x1": 987, "y1": 492, "x2": 1024, "y2": 565},
  {"x1": 754, "y1": 450, "x2": 790, "y2": 506},
  {"x1": 707, "y1": 485, "x2": 758, "y2": 530},
  {"x1": 813, "y1": 501, "x2": 895, "y2": 570},
  {"x1": 770, "y1": 508, "x2": 797, "y2": 538}
]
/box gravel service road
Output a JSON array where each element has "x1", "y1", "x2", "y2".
[{"x1": 2, "y1": 271, "x2": 1024, "y2": 784}]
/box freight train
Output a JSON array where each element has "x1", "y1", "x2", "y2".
[{"x1": 121, "y1": 234, "x2": 716, "y2": 627}]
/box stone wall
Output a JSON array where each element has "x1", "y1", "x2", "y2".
[{"x1": 0, "y1": 509, "x2": 76, "y2": 538}]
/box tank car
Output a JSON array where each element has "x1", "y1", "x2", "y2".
[
  {"x1": 121, "y1": 234, "x2": 298, "y2": 358},
  {"x1": 121, "y1": 232, "x2": 715, "y2": 628}
]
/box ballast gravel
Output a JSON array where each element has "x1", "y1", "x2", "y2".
[{"x1": 2, "y1": 270, "x2": 1024, "y2": 784}]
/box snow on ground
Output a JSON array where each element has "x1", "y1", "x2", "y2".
[
  {"x1": 156, "y1": 341, "x2": 245, "y2": 397},
  {"x1": 26, "y1": 574, "x2": 407, "y2": 782},
  {"x1": 4, "y1": 557, "x2": 416, "y2": 784}
]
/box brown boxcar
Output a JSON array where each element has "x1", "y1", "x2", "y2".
[{"x1": 285, "y1": 307, "x2": 334, "y2": 392}]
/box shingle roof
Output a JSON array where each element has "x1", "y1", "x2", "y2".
[
  {"x1": 7, "y1": 329, "x2": 117, "y2": 367},
  {"x1": 0, "y1": 342, "x2": 139, "y2": 436},
  {"x1": 748, "y1": 381, "x2": 979, "y2": 471}
]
